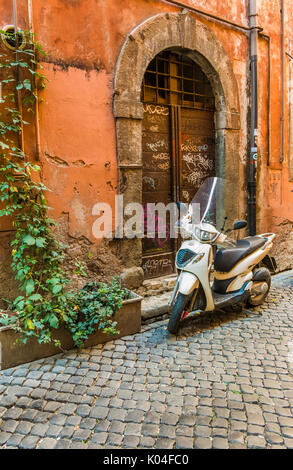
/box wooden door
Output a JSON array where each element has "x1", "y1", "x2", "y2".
[
  {"x1": 141, "y1": 51, "x2": 216, "y2": 279},
  {"x1": 142, "y1": 104, "x2": 175, "y2": 279},
  {"x1": 180, "y1": 108, "x2": 215, "y2": 205}
]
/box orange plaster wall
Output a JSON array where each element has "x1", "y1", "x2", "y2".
[
  {"x1": 1, "y1": 0, "x2": 292, "y2": 247},
  {"x1": 39, "y1": 65, "x2": 117, "y2": 240},
  {"x1": 30, "y1": 0, "x2": 249, "y2": 243},
  {"x1": 256, "y1": 0, "x2": 293, "y2": 234}
]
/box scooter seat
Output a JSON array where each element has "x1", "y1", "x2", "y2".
[{"x1": 214, "y1": 236, "x2": 266, "y2": 273}]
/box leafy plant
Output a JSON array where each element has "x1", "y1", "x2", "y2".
[
  {"x1": 74, "y1": 261, "x2": 87, "y2": 278},
  {"x1": 0, "y1": 31, "x2": 128, "y2": 348},
  {"x1": 65, "y1": 279, "x2": 131, "y2": 348}
]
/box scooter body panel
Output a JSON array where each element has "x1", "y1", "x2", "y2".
[
  {"x1": 178, "y1": 272, "x2": 199, "y2": 296},
  {"x1": 176, "y1": 241, "x2": 215, "y2": 311},
  {"x1": 226, "y1": 272, "x2": 253, "y2": 292},
  {"x1": 214, "y1": 238, "x2": 274, "y2": 281}
]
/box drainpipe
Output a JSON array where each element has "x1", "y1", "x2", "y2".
[
  {"x1": 280, "y1": 0, "x2": 285, "y2": 163},
  {"x1": 248, "y1": 0, "x2": 258, "y2": 236},
  {"x1": 27, "y1": 0, "x2": 41, "y2": 161}
]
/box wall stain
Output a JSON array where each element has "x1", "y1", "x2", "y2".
[
  {"x1": 59, "y1": 0, "x2": 81, "y2": 7},
  {"x1": 43, "y1": 55, "x2": 106, "y2": 75}
]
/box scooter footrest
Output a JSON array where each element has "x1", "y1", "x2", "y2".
[{"x1": 213, "y1": 289, "x2": 249, "y2": 309}]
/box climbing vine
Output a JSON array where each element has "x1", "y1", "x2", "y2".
[{"x1": 0, "y1": 30, "x2": 127, "y2": 347}]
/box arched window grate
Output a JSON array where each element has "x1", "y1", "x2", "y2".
[{"x1": 142, "y1": 51, "x2": 215, "y2": 110}]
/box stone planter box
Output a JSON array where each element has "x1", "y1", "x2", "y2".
[{"x1": 0, "y1": 293, "x2": 142, "y2": 370}]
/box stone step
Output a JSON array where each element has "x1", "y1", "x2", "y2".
[
  {"x1": 141, "y1": 291, "x2": 171, "y2": 321},
  {"x1": 139, "y1": 274, "x2": 177, "y2": 297}
]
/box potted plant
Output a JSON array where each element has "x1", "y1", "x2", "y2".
[{"x1": 0, "y1": 278, "x2": 142, "y2": 370}]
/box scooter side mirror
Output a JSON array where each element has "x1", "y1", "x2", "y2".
[{"x1": 233, "y1": 220, "x2": 247, "y2": 230}]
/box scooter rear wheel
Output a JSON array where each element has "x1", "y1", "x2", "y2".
[
  {"x1": 246, "y1": 268, "x2": 271, "y2": 307},
  {"x1": 167, "y1": 293, "x2": 189, "y2": 334}
]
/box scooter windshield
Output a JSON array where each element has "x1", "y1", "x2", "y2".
[{"x1": 190, "y1": 177, "x2": 226, "y2": 231}]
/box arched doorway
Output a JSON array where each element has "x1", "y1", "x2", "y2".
[
  {"x1": 114, "y1": 12, "x2": 241, "y2": 285},
  {"x1": 142, "y1": 50, "x2": 216, "y2": 279}
]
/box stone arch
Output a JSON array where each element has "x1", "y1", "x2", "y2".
[{"x1": 113, "y1": 11, "x2": 241, "y2": 271}]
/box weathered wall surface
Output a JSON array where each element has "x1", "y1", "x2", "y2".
[
  {"x1": 256, "y1": 0, "x2": 293, "y2": 270},
  {"x1": 0, "y1": 0, "x2": 292, "y2": 298}
]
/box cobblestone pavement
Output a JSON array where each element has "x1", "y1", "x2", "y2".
[{"x1": 0, "y1": 285, "x2": 293, "y2": 449}]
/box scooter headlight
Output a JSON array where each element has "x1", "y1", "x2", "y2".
[{"x1": 194, "y1": 227, "x2": 215, "y2": 242}]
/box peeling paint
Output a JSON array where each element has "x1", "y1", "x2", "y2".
[
  {"x1": 45, "y1": 153, "x2": 69, "y2": 167},
  {"x1": 107, "y1": 181, "x2": 115, "y2": 191},
  {"x1": 72, "y1": 160, "x2": 86, "y2": 167}
]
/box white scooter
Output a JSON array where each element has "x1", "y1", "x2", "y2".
[{"x1": 168, "y1": 177, "x2": 276, "y2": 334}]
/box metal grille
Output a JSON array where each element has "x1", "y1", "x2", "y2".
[
  {"x1": 176, "y1": 249, "x2": 196, "y2": 267},
  {"x1": 142, "y1": 51, "x2": 215, "y2": 110}
]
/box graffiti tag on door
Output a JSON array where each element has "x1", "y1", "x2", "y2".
[
  {"x1": 142, "y1": 257, "x2": 173, "y2": 277},
  {"x1": 143, "y1": 204, "x2": 171, "y2": 248}
]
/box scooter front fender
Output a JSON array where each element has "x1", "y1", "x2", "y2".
[
  {"x1": 182, "y1": 243, "x2": 215, "y2": 311},
  {"x1": 178, "y1": 272, "x2": 199, "y2": 296}
]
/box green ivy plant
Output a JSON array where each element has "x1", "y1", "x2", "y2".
[
  {"x1": 65, "y1": 279, "x2": 131, "y2": 348},
  {"x1": 0, "y1": 30, "x2": 128, "y2": 347}
]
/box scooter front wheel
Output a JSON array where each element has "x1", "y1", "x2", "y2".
[{"x1": 167, "y1": 292, "x2": 189, "y2": 335}]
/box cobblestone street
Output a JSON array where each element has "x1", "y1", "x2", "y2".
[{"x1": 0, "y1": 283, "x2": 293, "y2": 450}]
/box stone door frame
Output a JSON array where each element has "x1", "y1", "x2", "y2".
[{"x1": 113, "y1": 11, "x2": 241, "y2": 274}]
